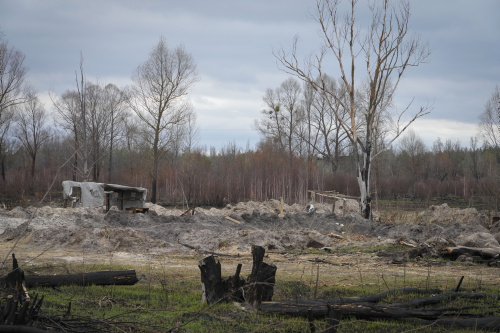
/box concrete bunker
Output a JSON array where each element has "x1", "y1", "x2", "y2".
[{"x1": 62, "y1": 181, "x2": 148, "y2": 212}]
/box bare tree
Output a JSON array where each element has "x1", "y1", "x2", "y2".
[
  {"x1": 0, "y1": 105, "x2": 14, "y2": 181},
  {"x1": 85, "y1": 81, "x2": 115, "y2": 181},
  {"x1": 128, "y1": 37, "x2": 198, "y2": 203},
  {"x1": 0, "y1": 31, "x2": 29, "y2": 182},
  {"x1": 14, "y1": 93, "x2": 51, "y2": 180},
  {"x1": 466, "y1": 137, "x2": 484, "y2": 182},
  {"x1": 308, "y1": 75, "x2": 350, "y2": 172},
  {"x1": 399, "y1": 129, "x2": 426, "y2": 193},
  {"x1": 103, "y1": 83, "x2": 128, "y2": 182},
  {"x1": 52, "y1": 90, "x2": 81, "y2": 181},
  {"x1": 122, "y1": 113, "x2": 141, "y2": 180},
  {"x1": 70, "y1": 54, "x2": 91, "y2": 181},
  {"x1": 181, "y1": 110, "x2": 199, "y2": 154},
  {"x1": 0, "y1": 31, "x2": 29, "y2": 116},
  {"x1": 275, "y1": 0, "x2": 431, "y2": 218},
  {"x1": 431, "y1": 137, "x2": 452, "y2": 183},
  {"x1": 254, "y1": 77, "x2": 304, "y2": 159},
  {"x1": 478, "y1": 85, "x2": 500, "y2": 149}
]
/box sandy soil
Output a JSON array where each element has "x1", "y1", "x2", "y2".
[{"x1": 0, "y1": 199, "x2": 499, "y2": 268}]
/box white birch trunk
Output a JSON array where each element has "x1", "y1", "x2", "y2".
[{"x1": 357, "y1": 151, "x2": 372, "y2": 219}]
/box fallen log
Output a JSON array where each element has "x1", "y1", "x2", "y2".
[
  {"x1": 259, "y1": 289, "x2": 500, "y2": 331},
  {"x1": 0, "y1": 325, "x2": 49, "y2": 333},
  {"x1": 446, "y1": 246, "x2": 500, "y2": 259},
  {"x1": 25, "y1": 270, "x2": 138, "y2": 288},
  {"x1": 259, "y1": 290, "x2": 496, "y2": 317}
]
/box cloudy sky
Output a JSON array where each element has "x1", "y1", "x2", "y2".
[{"x1": 1, "y1": 0, "x2": 499, "y2": 151}]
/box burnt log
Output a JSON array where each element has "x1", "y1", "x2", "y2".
[
  {"x1": 445, "y1": 246, "x2": 500, "y2": 260},
  {"x1": 259, "y1": 289, "x2": 500, "y2": 331},
  {"x1": 25, "y1": 270, "x2": 138, "y2": 288},
  {"x1": 0, "y1": 325, "x2": 49, "y2": 332},
  {"x1": 198, "y1": 245, "x2": 276, "y2": 305}
]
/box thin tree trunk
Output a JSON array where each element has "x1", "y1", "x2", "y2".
[
  {"x1": 108, "y1": 120, "x2": 114, "y2": 183},
  {"x1": 151, "y1": 145, "x2": 158, "y2": 204},
  {"x1": 1, "y1": 154, "x2": 6, "y2": 182}
]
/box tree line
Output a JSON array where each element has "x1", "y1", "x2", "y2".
[{"x1": 1, "y1": 1, "x2": 499, "y2": 213}]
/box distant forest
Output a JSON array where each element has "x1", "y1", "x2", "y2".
[
  {"x1": 2, "y1": 125, "x2": 500, "y2": 211},
  {"x1": 1, "y1": 29, "x2": 500, "y2": 211}
]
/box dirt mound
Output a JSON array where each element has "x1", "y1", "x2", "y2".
[
  {"x1": 415, "y1": 203, "x2": 489, "y2": 226},
  {"x1": 0, "y1": 200, "x2": 498, "y2": 258}
]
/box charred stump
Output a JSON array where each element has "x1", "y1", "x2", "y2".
[
  {"x1": 0, "y1": 254, "x2": 44, "y2": 327},
  {"x1": 245, "y1": 245, "x2": 277, "y2": 306},
  {"x1": 0, "y1": 254, "x2": 29, "y2": 302},
  {"x1": 198, "y1": 245, "x2": 276, "y2": 305}
]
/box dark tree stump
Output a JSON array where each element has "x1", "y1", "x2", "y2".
[
  {"x1": 198, "y1": 245, "x2": 276, "y2": 305},
  {"x1": 198, "y1": 256, "x2": 245, "y2": 304},
  {"x1": 0, "y1": 254, "x2": 44, "y2": 327},
  {"x1": 199, "y1": 255, "x2": 225, "y2": 304},
  {"x1": 246, "y1": 245, "x2": 277, "y2": 306},
  {"x1": 0, "y1": 254, "x2": 28, "y2": 302}
]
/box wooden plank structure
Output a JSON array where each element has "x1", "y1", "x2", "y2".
[{"x1": 308, "y1": 190, "x2": 359, "y2": 215}]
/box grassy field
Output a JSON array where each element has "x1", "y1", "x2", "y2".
[{"x1": 21, "y1": 246, "x2": 500, "y2": 332}]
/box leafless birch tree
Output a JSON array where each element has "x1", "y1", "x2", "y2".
[
  {"x1": 275, "y1": 0, "x2": 431, "y2": 218},
  {"x1": 0, "y1": 31, "x2": 29, "y2": 117},
  {"x1": 52, "y1": 90, "x2": 81, "y2": 181},
  {"x1": 254, "y1": 77, "x2": 304, "y2": 159},
  {"x1": 128, "y1": 37, "x2": 198, "y2": 203},
  {"x1": 103, "y1": 83, "x2": 128, "y2": 182},
  {"x1": 478, "y1": 85, "x2": 500, "y2": 149},
  {"x1": 0, "y1": 106, "x2": 13, "y2": 182},
  {"x1": 0, "y1": 31, "x2": 29, "y2": 182},
  {"x1": 14, "y1": 93, "x2": 51, "y2": 180},
  {"x1": 307, "y1": 74, "x2": 350, "y2": 172}
]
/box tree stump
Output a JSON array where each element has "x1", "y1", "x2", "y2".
[
  {"x1": 246, "y1": 245, "x2": 277, "y2": 306},
  {"x1": 0, "y1": 254, "x2": 29, "y2": 302},
  {"x1": 198, "y1": 245, "x2": 276, "y2": 305},
  {"x1": 0, "y1": 254, "x2": 44, "y2": 326}
]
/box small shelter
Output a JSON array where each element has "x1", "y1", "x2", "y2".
[{"x1": 62, "y1": 181, "x2": 147, "y2": 212}]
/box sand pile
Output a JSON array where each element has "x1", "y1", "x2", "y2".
[{"x1": 0, "y1": 200, "x2": 497, "y2": 258}]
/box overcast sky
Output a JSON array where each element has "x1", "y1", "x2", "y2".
[{"x1": 1, "y1": 0, "x2": 499, "y2": 151}]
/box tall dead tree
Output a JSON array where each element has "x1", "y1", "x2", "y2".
[
  {"x1": 276, "y1": 0, "x2": 431, "y2": 218},
  {"x1": 128, "y1": 37, "x2": 198, "y2": 203},
  {"x1": 478, "y1": 85, "x2": 500, "y2": 149},
  {"x1": 14, "y1": 93, "x2": 51, "y2": 181},
  {"x1": 75, "y1": 54, "x2": 90, "y2": 181},
  {"x1": 0, "y1": 31, "x2": 29, "y2": 182},
  {"x1": 103, "y1": 83, "x2": 128, "y2": 182}
]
